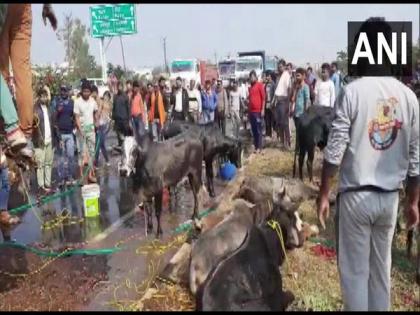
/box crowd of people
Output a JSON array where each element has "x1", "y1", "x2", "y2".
[{"x1": 0, "y1": 5, "x2": 418, "y2": 312}]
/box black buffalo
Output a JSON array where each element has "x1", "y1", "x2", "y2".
[
  {"x1": 196, "y1": 207, "x2": 296, "y2": 311},
  {"x1": 119, "y1": 135, "x2": 203, "y2": 237},
  {"x1": 293, "y1": 105, "x2": 334, "y2": 182},
  {"x1": 162, "y1": 121, "x2": 243, "y2": 197}
]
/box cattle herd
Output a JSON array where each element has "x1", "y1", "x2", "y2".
[{"x1": 117, "y1": 113, "x2": 419, "y2": 310}]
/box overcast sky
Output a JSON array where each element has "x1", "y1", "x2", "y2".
[{"x1": 31, "y1": 3, "x2": 420, "y2": 70}]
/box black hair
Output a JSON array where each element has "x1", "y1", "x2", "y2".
[
  {"x1": 37, "y1": 87, "x2": 48, "y2": 97},
  {"x1": 354, "y1": 17, "x2": 392, "y2": 75},
  {"x1": 307, "y1": 66, "x2": 313, "y2": 72},
  {"x1": 331, "y1": 62, "x2": 338, "y2": 68},
  {"x1": 158, "y1": 76, "x2": 166, "y2": 84},
  {"x1": 81, "y1": 81, "x2": 91, "y2": 91},
  {"x1": 91, "y1": 84, "x2": 98, "y2": 93},
  {"x1": 133, "y1": 80, "x2": 140, "y2": 88},
  {"x1": 296, "y1": 67, "x2": 305, "y2": 75},
  {"x1": 278, "y1": 59, "x2": 286, "y2": 67},
  {"x1": 103, "y1": 91, "x2": 111, "y2": 99},
  {"x1": 126, "y1": 80, "x2": 133, "y2": 86},
  {"x1": 147, "y1": 82, "x2": 153, "y2": 88},
  {"x1": 321, "y1": 63, "x2": 331, "y2": 71},
  {"x1": 176, "y1": 76, "x2": 182, "y2": 81},
  {"x1": 249, "y1": 70, "x2": 257, "y2": 78}
]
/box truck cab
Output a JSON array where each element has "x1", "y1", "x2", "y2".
[
  {"x1": 169, "y1": 59, "x2": 201, "y2": 88},
  {"x1": 218, "y1": 59, "x2": 236, "y2": 87},
  {"x1": 235, "y1": 51, "x2": 266, "y2": 81}
]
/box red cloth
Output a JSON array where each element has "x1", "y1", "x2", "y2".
[
  {"x1": 248, "y1": 81, "x2": 265, "y2": 113},
  {"x1": 310, "y1": 244, "x2": 336, "y2": 259}
]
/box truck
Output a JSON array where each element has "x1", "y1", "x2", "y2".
[
  {"x1": 235, "y1": 51, "x2": 266, "y2": 81},
  {"x1": 169, "y1": 58, "x2": 218, "y2": 88},
  {"x1": 265, "y1": 55, "x2": 279, "y2": 74},
  {"x1": 200, "y1": 62, "x2": 218, "y2": 87},
  {"x1": 218, "y1": 58, "x2": 236, "y2": 87}
]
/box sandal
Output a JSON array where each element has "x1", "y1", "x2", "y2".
[{"x1": 0, "y1": 211, "x2": 20, "y2": 226}]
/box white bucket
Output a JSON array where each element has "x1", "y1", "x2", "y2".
[{"x1": 81, "y1": 184, "x2": 100, "y2": 217}]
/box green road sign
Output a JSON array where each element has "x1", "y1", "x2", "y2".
[{"x1": 90, "y1": 4, "x2": 137, "y2": 38}]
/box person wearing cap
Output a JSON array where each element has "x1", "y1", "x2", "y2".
[
  {"x1": 170, "y1": 76, "x2": 189, "y2": 121},
  {"x1": 55, "y1": 84, "x2": 76, "y2": 187},
  {"x1": 33, "y1": 87, "x2": 56, "y2": 195},
  {"x1": 74, "y1": 81, "x2": 98, "y2": 184}
]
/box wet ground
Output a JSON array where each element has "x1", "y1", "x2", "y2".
[{"x1": 0, "y1": 130, "x2": 251, "y2": 311}]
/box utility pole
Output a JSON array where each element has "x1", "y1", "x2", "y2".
[
  {"x1": 163, "y1": 36, "x2": 168, "y2": 74},
  {"x1": 119, "y1": 35, "x2": 127, "y2": 74}
]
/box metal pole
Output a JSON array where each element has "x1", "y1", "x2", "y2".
[
  {"x1": 163, "y1": 37, "x2": 168, "y2": 74},
  {"x1": 119, "y1": 35, "x2": 127, "y2": 74},
  {"x1": 99, "y1": 37, "x2": 107, "y2": 83}
]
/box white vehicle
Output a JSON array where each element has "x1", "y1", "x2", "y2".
[
  {"x1": 169, "y1": 59, "x2": 201, "y2": 87},
  {"x1": 218, "y1": 58, "x2": 236, "y2": 87},
  {"x1": 135, "y1": 68, "x2": 153, "y2": 81},
  {"x1": 235, "y1": 55, "x2": 264, "y2": 81}
]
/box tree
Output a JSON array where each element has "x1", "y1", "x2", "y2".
[
  {"x1": 57, "y1": 16, "x2": 99, "y2": 80},
  {"x1": 336, "y1": 49, "x2": 348, "y2": 74},
  {"x1": 57, "y1": 13, "x2": 73, "y2": 68}
]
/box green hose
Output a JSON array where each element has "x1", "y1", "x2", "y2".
[
  {"x1": 0, "y1": 241, "x2": 122, "y2": 257},
  {"x1": 1, "y1": 207, "x2": 216, "y2": 258},
  {"x1": 9, "y1": 132, "x2": 102, "y2": 216}
]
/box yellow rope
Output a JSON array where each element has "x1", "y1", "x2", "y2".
[
  {"x1": 266, "y1": 218, "x2": 304, "y2": 301},
  {"x1": 0, "y1": 248, "x2": 71, "y2": 278}
]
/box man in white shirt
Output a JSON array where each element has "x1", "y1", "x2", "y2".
[
  {"x1": 273, "y1": 59, "x2": 292, "y2": 149},
  {"x1": 314, "y1": 63, "x2": 336, "y2": 107},
  {"x1": 187, "y1": 79, "x2": 202, "y2": 123},
  {"x1": 74, "y1": 81, "x2": 98, "y2": 184},
  {"x1": 227, "y1": 80, "x2": 241, "y2": 138},
  {"x1": 33, "y1": 87, "x2": 55, "y2": 194},
  {"x1": 170, "y1": 76, "x2": 189, "y2": 121}
]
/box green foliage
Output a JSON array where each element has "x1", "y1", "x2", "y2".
[{"x1": 57, "y1": 16, "x2": 101, "y2": 80}]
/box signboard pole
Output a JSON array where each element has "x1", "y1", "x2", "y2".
[{"x1": 99, "y1": 37, "x2": 107, "y2": 83}]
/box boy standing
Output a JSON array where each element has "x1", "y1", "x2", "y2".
[
  {"x1": 74, "y1": 81, "x2": 98, "y2": 184},
  {"x1": 314, "y1": 63, "x2": 336, "y2": 108},
  {"x1": 290, "y1": 68, "x2": 311, "y2": 128},
  {"x1": 33, "y1": 88, "x2": 55, "y2": 195},
  {"x1": 55, "y1": 85, "x2": 76, "y2": 187},
  {"x1": 248, "y1": 70, "x2": 266, "y2": 154}
]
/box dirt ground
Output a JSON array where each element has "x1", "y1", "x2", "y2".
[
  {"x1": 138, "y1": 146, "x2": 419, "y2": 311},
  {"x1": 0, "y1": 247, "x2": 110, "y2": 311}
]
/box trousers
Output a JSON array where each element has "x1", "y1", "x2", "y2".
[
  {"x1": 0, "y1": 4, "x2": 33, "y2": 134},
  {"x1": 336, "y1": 190, "x2": 399, "y2": 311}
]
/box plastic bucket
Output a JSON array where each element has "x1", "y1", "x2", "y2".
[{"x1": 81, "y1": 184, "x2": 100, "y2": 217}]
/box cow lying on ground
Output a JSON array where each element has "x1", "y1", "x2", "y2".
[
  {"x1": 293, "y1": 105, "x2": 334, "y2": 182},
  {"x1": 161, "y1": 121, "x2": 243, "y2": 197},
  {"x1": 189, "y1": 185, "x2": 304, "y2": 296},
  {"x1": 196, "y1": 206, "x2": 297, "y2": 311},
  {"x1": 119, "y1": 135, "x2": 203, "y2": 237}
]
